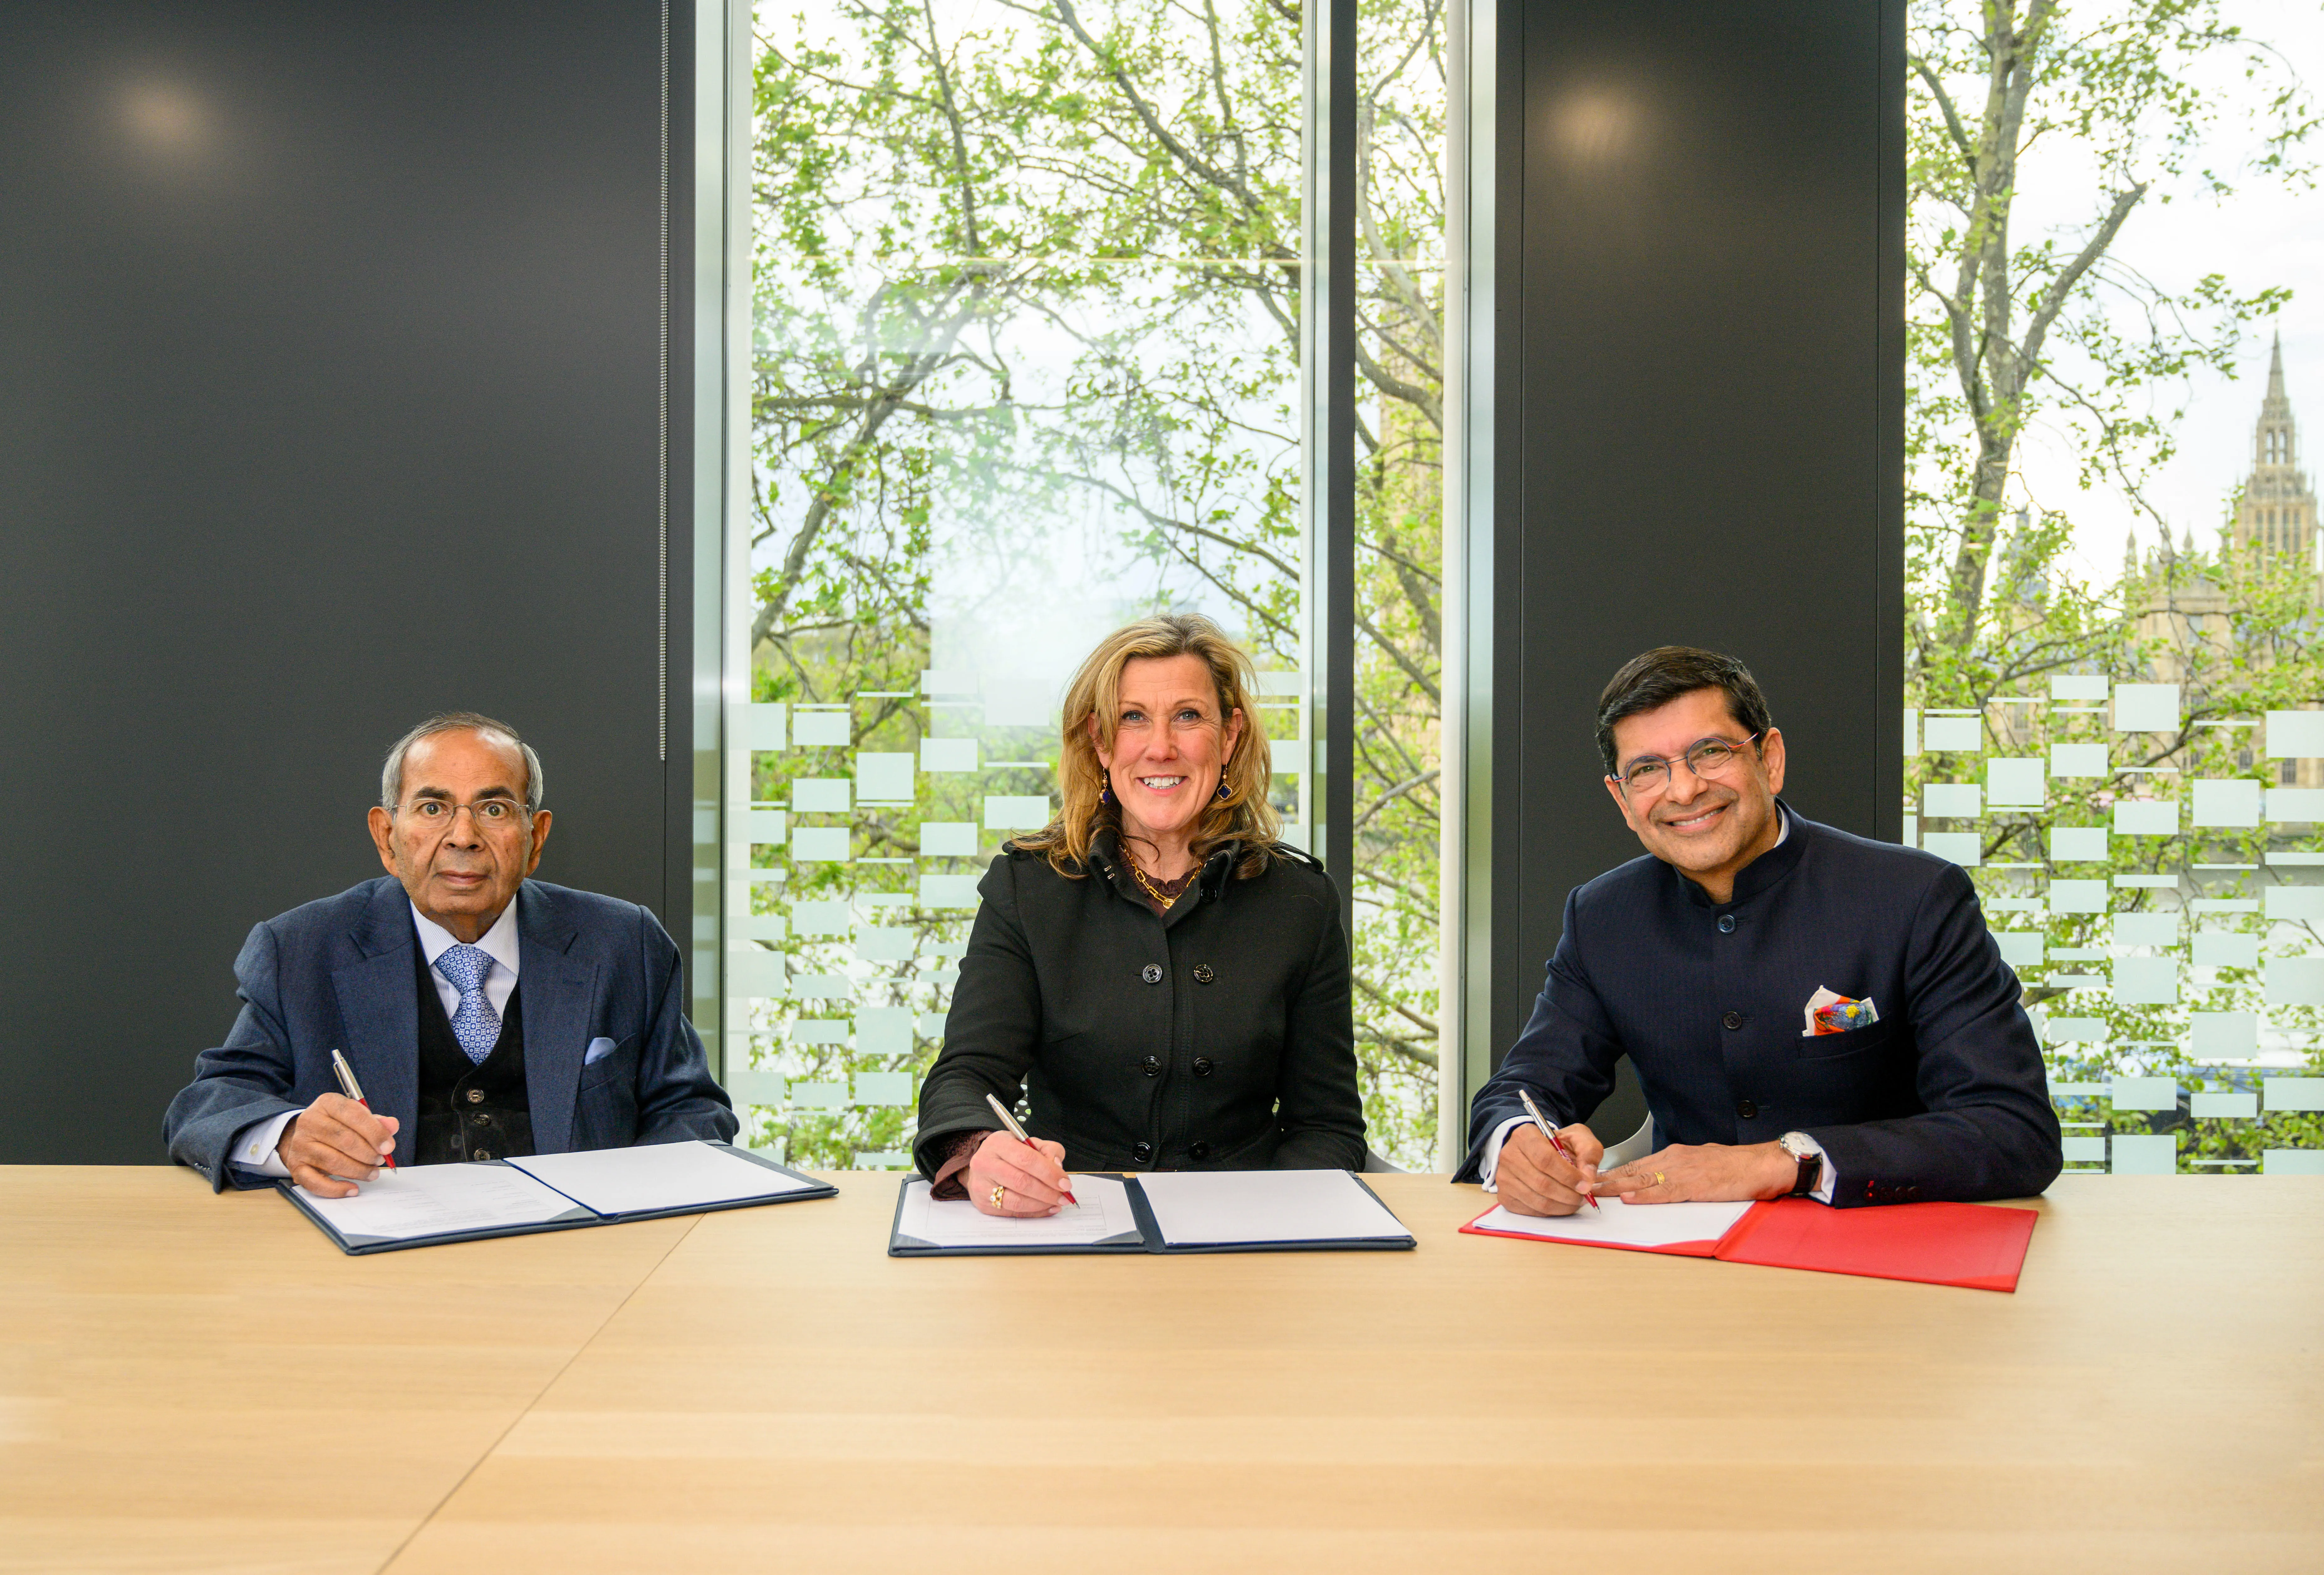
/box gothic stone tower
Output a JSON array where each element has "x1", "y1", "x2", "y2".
[{"x1": 2231, "y1": 333, "x2": 2317, "y2": 570}]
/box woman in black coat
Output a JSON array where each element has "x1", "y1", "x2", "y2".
[{"x1": 913, "y1": 614, "x2": 1367, "y2": 1214}]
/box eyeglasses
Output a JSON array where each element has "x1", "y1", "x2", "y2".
[
  {"x1": 396, "y1": 796, "x2": 531, "y2": 832},
  {"x1": 1612, "y1": 733, "x2": 1763, "y2": 795}
]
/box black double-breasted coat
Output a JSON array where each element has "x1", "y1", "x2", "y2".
[{"x1": 912, "y1": 832, "x2": 1368, "y2": 1177}]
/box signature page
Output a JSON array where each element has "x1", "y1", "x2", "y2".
[
  {"x1": 1463, "y1": 1196, "x2": 1755, "y2": 1253},
  {"x1": 291, "y1": 1163, "x2": 589, "y2": 1246},
  {"x1": 895, "y1": 1173, "x2": 1139, "y2": 1248}
]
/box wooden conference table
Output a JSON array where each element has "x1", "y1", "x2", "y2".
[{"x1": 2, "y1": 1168, "x2": 2318, "y2": 1574}]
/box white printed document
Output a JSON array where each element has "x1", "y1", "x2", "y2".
[
  {"x1": 894, "y1": 1173, "x2": 1139, "y2": 1249},
  {"x1": 290, "y1": 1163, "x2": 588, "y2": 1246},
  {"x1": 1464, "y1": 1196, "x2": 1755, "y2": 1252},
  {"x1": 1134, "y1": 1169, "x2": 1413, "y2": 1247},
  {"x1": 506, "y1": 1140, "x2": 814, "y2": 1216}
]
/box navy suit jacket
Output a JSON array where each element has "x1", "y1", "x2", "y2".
[
  {"x1": 164, "y1": 876, "x2": 736, "y2": 1189},
  {"x1": 1458, "y1": 809, "x2": 2061, "y2": 1205}
]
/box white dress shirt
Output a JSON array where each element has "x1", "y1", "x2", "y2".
[
  {"x1": 1479, "y1": 808, "x2": 1838, "y2": 1205},
  {"x1": 232, "y1": 900, "x2": 522, "y2": 1177}
]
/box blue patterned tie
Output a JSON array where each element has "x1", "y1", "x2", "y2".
[{"x1": 434, "y1": 943, "x2": 501, "y2": 1064}]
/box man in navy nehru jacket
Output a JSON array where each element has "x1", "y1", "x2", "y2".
[{"x1": 1459, "y1": 647, "x2": 2060, "y2": 1214}]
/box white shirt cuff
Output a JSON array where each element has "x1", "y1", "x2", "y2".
[
  {"x1": 1477, "y1": 1115, "x2": 1532, "y2": 1193},
  {"x1": 231, "y1": 1110, "x2": 299, "y2": 1178},
  {"x1": 1791, "y1": 1131, "x2": 1838, "y2": 1204}
]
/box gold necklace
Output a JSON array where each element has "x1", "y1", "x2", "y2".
[{"x1": 1127, "y1": 858, "x2": 1186, "y2": 907}]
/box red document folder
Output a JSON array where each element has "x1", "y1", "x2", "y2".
[
  {"x1": 1712, "y1": 1197, "x2": 2038, "y2": 1292},
  {"x1": 1462, "y1": 1196, "x2": 2039, "y2": 1292}
]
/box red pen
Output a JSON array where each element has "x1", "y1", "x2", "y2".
[
  {"x1": 985, "y1": 1091, "x2": 1076, "y2": 1205},
  {"x1": 1519, "y1": 1089, "x2": 1597, "y2": 1209},
  {"x1": 330, "y1": 1048, "x2": 397, "y2": 1170}
]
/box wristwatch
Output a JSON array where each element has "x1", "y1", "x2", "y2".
[{"x1": 1777, "y1": 1131, "x2": 1822, "y2": 1197}]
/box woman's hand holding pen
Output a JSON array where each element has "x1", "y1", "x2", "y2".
[
  {"x1": 1496, "y1": 1121, "x2": 1604, "y2": 1218},
  {"x1": 964, "y1": 1130, "x2": 1073, "y2": 1217},
  {"x1": 279, "y1": 1093, "x2": 399, "y2": 1197}
]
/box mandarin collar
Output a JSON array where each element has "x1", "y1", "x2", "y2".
[{"x1": 1673, "y1": 800, "x2": 1805, "y2": 909}]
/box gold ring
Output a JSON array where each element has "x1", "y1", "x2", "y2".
[
  {"x1": 1654, "y1": 1171, "x2": 1667, "y2": 1186},
  {"x1": 990, "y1": 1183, "x2": 1006, "y2": 1209}
]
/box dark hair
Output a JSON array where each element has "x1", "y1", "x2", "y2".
[{"x1": 1594, "y1": 647, "x2": 1771, "y2": 776}]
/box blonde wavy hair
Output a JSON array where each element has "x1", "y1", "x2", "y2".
[{"x1": 1012, "y1": 614, "x2": 1283, "y2": 879}]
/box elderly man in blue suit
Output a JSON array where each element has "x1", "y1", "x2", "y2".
[
  {"x1": 166, "y1": 712, "x2": 735, "y2": 1195},
  {"x1": 1460, "y1": 647, "x2": 2061, "y2": 1214}
]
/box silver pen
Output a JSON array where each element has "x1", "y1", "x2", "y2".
[
  {"x1": 985, "y1": 1091, "x2": 1077, "y2": 1205},
  {"x1": 1518, "y1": 1088, "x2": 1594, "y2": 1209}
]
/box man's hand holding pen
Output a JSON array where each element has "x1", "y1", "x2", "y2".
[
  {"x1": 1495, "y1": 1120, "x2": 1606, "y2": 1218},
  {"x1": 279, "y1": 1093, "x2": 399, "y2": 1197}
]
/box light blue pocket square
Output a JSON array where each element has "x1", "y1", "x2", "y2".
[{"x1": 584, "y1": 1036, "x2": 619, "y2": 1065}]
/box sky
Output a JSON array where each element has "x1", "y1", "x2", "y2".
[{"x1": 2003, "y1": 1, "x2": 2322, "y2": 583}]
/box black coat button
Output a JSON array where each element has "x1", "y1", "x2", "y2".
[
  {"x1": 1133, "y1": 1141, "x2": 1153, "y2": 1162},
  {"x1": 1189, "y1": 1141, "x2": 1210, "y2": 1160},
  {"x1": 1141, "y1": 1055, "x2": 1162, "y2": 1077},
  {"x1": 466, "y1": 1088, "x2": 485, "y2": 1104},
  {"x1": 1192, "y1": 1057, "x2": 1214, "y2": 1077},
  {"x1": 1722, "y1": 1010, "x2": 1744, "y2": 1030},
  {"x1": 1141, "y1": 963, "x2": 1163, "y2": 984},
  {"x1": 1736, "y1": 1098, "x2": 1757, "y2": 1119},
  {"x1": 1717, "y1": 914, "x2": 1736, "y2": 933},
  {"x1": 1193, "y1": 964, "x2": 1215, "y2": 983}
]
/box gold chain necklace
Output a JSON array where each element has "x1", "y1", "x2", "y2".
[{"x1": 1127, "y1": 858, "x2": 1187, "y2": 908}]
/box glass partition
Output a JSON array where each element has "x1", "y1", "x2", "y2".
[
  {"x1": 1904, "y1": 1, "x2": 2322, "y2": 1175},
  {"x1": 721, "y1": 0, "x2": 1316, "y2": 1168}
]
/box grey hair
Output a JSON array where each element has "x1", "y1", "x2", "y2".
[{"x1": 379, "y1": 712, "x2": 545, "y2": 814}]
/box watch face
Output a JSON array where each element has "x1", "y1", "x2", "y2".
[{"x1": 1779, "y1": 1132, "x2": 1812, "y2": 1160}]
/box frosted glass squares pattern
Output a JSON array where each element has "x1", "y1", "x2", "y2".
[
  {"x1": 2049, "y1": 826, "x2": 2108, "y2": 862},
  {"x1": 2193, "y1": 932, "x2": 2259, "y2": 969},
  {"x1": 855, "y1": 752, "x2": 915, "y2": 800},
  {"x1": 1921, "y1": 715, "x2": 1982, "y2": 751},
  {"x1": 918, "y1": 820, "x2": 978, "y2": 856},
  {"x1": 2110, "y1": 958, "x2": 2177, "y2": 1005},
  {"x1": 2109, "y1": 1134, "x2": 2177, "y2": 1174},
  {"x1": 790, "y1": 826, "x2": 851, "y2": 862},
  {"x1": 2050, "y1": 676, "x2": 2109, "y2": 701},
  {"x1": 2112, "y1": 798, "x2": 2178, "y2": 836},
  {"x1": 1921, "y1": 831, "x2": 1980, "y2": 866},
  {"x1": 1993, "y1": 931, "x2": 2045, "y2": 966},
  {"x1": 919, "y1": 737, "x2": 977, "y2": 772},
  {"x1": 982, "y1": 794, "x2": 1050, "y2": 829},
  {"x1": 2047, "y1": 879, "x2": 2109, "y2": 913},
  {"x1": 2266, "y1": 787, "x2": 2324, "y2": 822},
  {"x1": 1922, "y1": 783, "x2": 1981, "y2": 818},
  {"x1": 2265, "y1": 957, "x2": 2324, "y2": 1007},
  {"x1": 2112, "y1": 684, "x2": 2179, "y2": 732},
  {"x1": 792, "y1": 778, "x2": 852, "y2": 813},
  {"x1": 791, "y1": 710, "x2": 851, "y2": 747},
  {"x1": 2264, "y1": 709, "x2": 2324, "y2": 757},
  {"x1": 2265, "y1": 886, "x2": 2324, "y2": 921},
  {"x1": 2110, "y1": 1075, "x2": 2176, "y2": 1110},
  {"x1": 2267, "y1": 1077, "x2": 2324, "y2": 1112},
  {"x1": 2111, "y1": 912, "x2": 2178, "y2": 947},
  {"x1": 2191, "y1": 1011, "x2": 2258, "y2": 1058},
  {"x1": 2049, "y1": 743, "x2": 2108, "y2": 777},
  {"x1": 1985, "y1": 757, "x2": 2045, "y2": 807},
  {"x1": 2190, "y1": 778, "x2": 2262, "y2": 828}
]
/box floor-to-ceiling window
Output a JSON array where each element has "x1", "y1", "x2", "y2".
[
  {"x1": 701, "y1": 0, "x2": 1454, "y2": 1171},
  {"x1": 1902, "y1": 0, "x2": 2324, "y2": 1174}
]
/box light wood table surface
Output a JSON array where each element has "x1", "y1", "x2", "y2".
[{"x1": 4, "y1": 1169, "x2": 2320, "y2": 1573}]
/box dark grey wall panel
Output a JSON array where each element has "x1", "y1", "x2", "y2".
[
  {"x1": 1487, "y1": 0, "x2": 1905, "y2": 1134},
  {"x1": 0, "y1": 1, "x2": 686, "y2": 1163}
]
